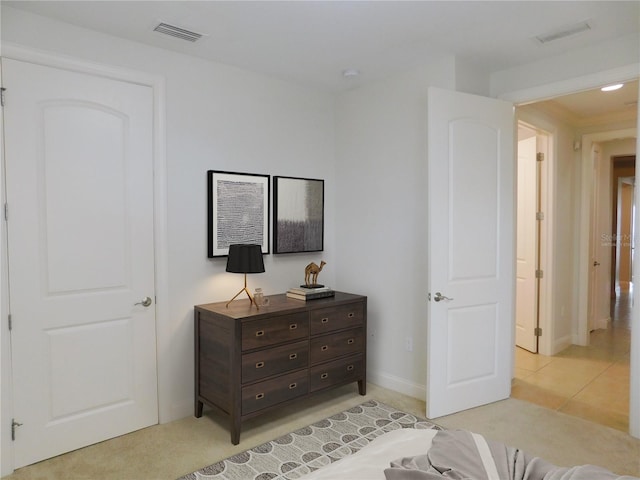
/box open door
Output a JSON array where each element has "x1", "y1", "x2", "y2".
[
  {"x1": 515, "y1": 129, "x2": 538, "y2": 353},
  {"x1": 426, "y1": 87, "x2": 514, "y2": 419}
]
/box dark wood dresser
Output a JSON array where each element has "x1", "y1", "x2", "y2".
[{"x1": 194, "y1": 291, "x2": 367, "y2": 444}]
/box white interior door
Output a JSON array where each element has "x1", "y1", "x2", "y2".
[
  {"x1": 515, "y1": 133, "x2": 538, "y2": 352},
  {"x1": 3, "y1": 58, "x2": 158, "y2": 467},
  {"x1": 427, "y1": 87, "x2": 514, "y2": 419}
]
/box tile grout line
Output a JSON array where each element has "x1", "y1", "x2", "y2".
[{"x1": 555, "y1": 361, "x2": 616, "y2": 412}]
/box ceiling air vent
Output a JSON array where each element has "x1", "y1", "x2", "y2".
[
  {"x1": 534, "y1": 21, "x2": 592, "y2": 44},
  {"x1": 153, "y1": 22, "x2": 204, "y2": 42}
]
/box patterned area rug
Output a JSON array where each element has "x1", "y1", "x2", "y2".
[{"x1": 178, "y1": 400, "x2": 442, "y2": 480}]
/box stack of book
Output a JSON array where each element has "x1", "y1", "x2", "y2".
[{"x1": 286, "y1": 286, "x2": 335, "y2": 301}]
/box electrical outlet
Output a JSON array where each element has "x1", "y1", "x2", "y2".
[{"x1": 405, "y1": 336, "x2": 413, "y2": 352}]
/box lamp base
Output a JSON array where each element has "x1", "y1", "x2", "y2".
[{"x1": 226, "y1": 274, "x2": 259, "y2": 309}]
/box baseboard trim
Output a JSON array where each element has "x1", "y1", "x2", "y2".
[
  {"x1": 368, "y1": 369, "x2": 426, "y2": 400},
  {"x1": 554, "y1": 334, "x2": 573, "y2": 354},
  {"x1": 595, "y1": 316, "x2": 611, "y2": 330},
  {"x1": 166, "y1": 399, "x2": 193, "y2": 424}
]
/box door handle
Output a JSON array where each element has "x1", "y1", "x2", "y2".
[
  {"x1": 593, "y1": 261, "x2": 600, "y2": 267},
  {"x1": 433, "y1": 292, "x2": 453, "y2": 302},
  {"x1": 134, "y1": 296, "x2": 152, "y2": 307}
]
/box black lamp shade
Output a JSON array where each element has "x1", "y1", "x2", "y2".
[{"x1": 226, "y1": 244, "x2": 265, "y2": 274}]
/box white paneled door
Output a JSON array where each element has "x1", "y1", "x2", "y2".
[
  {"x1": 3, "y1": 58, "x2": 158, "y2": 468},
  {"x1": 515, "y1": 134, "x2": 538, "y2": 353},
  {"x1": 427, "y1": 87, "x2": 514, "y2": 419}
]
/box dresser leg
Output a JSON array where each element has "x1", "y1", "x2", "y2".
[
  {"x1": 358, "y1": 379, "x2": 366, "y2": 395},
  {"x1": 195, "y1": 400, "x2": 204, "y2": 418},
  {"x1": 231, "y1": 417, "x2": 241, "y2": 445}
]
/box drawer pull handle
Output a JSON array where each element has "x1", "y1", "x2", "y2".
[
  {"x1": 289, "y1": 383, "x2": 297, "y2": 389},
  {"x1": 256, "y1": 393, "x2": 264, "y2": 400},
  {"x1": 289, "y1": 324, "x2": 297, "y2": 330},
  {"x1": 321, "y1": 373, "x2": 329, "y2": 379},
  {"x1": 256, "y1": 330, "x2": 265, "y2": 337},
  {"x1": 347, "y1": 365, "x2": 354, "y2": 371},
  {"x1": 321, "y1": 345, "x2": 328, "y2": 351},
  {"x1": 255, "y1": 361, "x2": 265, "y2": 369},
  {"x1": 347, "y1": 338, "x2": 355, "y2": 345},
  {"x1": 348, "y1": 313, "x2": 355, "y2": 318},
  {"x1": 321, "y1": 318, "x2": 329, "y2": 324},
  {"x1": 289, "y1": 353, "x2": 297, "y2": 360}
]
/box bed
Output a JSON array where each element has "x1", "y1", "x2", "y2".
[{"x1": 302, "y1": 428, "x2": 639, "y2": 480}]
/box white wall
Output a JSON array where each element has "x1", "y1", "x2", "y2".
[
  {"x1": 455, "y1": 58, "x2": 491, "y2": 97},
  {"x1": 334, "y1": 59, "x2": 456, "y2": 397},
  {"x1": 491, "y1": 33, "x2": 640, "y2": 99},
  {"x1": 600, "y1": 138, "x2": 637, "y2": 164},
  {"x1": 0, "y1": 5, "x2": 337, "y2": 440}
]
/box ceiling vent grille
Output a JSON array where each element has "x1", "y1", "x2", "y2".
[
  {"x1": 153, "y1": 22, "x2": 203, "y2": 42},
  {"x1": 534, "y1": 21, "x2": 592, "y2": 44}
]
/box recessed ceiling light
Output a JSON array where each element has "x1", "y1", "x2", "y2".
[
  {"x1": 601, "y1": 84, "x2": 624, "y2": 92},
  {"x1": 342, "y1": 69, "x2": 360, "y2": 78}
]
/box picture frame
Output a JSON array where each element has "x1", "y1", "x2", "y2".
[
  {"x1": 273, "y1": 176, "x2": 324, "y2": 254},
  {"x1": 208, "y1": 170, "x2": 270, "y2": 257}
]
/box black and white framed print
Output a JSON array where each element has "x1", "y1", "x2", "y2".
[
  {"x1": 273, "y1": 176, "x2": 324, "y2": 254},
  {"x1": 207, "y1": 170, "x2": 270, "y2": 257}
]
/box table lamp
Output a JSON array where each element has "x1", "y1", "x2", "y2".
[{"x1": 225, "y1": 244, "x2": 265, "y2": 309}]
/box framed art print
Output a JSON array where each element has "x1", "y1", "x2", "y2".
[
  {"x1": 207, "y1": 170, "x2": 270, "y2": 257},
  {"x1": 273, "y1": 176, "x2": 324, "y2": 254}
]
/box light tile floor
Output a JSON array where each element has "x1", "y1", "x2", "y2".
[{"x1": 512, "y1": 289, "x2": 632, "y2": 432}]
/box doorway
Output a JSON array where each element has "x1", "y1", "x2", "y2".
[{"x1": 611, "y1": 156, "x2": 636, "y2": 297}]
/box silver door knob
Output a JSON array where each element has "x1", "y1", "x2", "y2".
[
  {"x1": 135, "y1": 296, "x2": 152, "y2": 307},
  {"x1": 433, "y1": 292, "x2": 453, "y2": 302}
]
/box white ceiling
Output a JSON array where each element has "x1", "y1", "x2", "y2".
[{"x1": 4, "y1": 1, "x2": 639, "y2": 116}]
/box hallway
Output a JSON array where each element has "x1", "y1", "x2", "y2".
[{"x1": 512, "y1": 290, "x2": 632, "y2": 432}]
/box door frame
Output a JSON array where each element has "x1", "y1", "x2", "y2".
[
  {"x1": 0, "y1": 44, "x2": 168, "y2": 475},
  {"x1": 500, "y1": 63, "x2": 640, "y2": 439}
]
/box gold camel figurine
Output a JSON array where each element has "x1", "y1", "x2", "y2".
[{"x1": 304, "y1": 261, "x2": 326, "y2": 287}]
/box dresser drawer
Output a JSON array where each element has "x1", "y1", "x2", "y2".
[
  {"x1": 242, "y1": 370, "x2": 308, "y2": 415},
  {"x1": 310, "y1": 354, "x2": 363, "y2": 392},
  {"x1": 242, "y1": 312, "x2": 309, "y2": 351},
  {"x1": 310, "y1": 327, "x2": 364, "y2": 365},
  {"x1": 310, "y1": 303, "x2": 364, "y2": 335},
  {"x1": 242, "y1": 340, "x2": 309, "y2": 383}
]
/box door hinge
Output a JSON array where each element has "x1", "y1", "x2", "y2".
[
  {"x1": 536, "y1": 152, "x2": 544, "y2": 162},
  {"x1": 8, "y1": 314, "x2": 12, "y2": 331},
  {"x1": 11, "y1": 419, "x2": 23, "y2": 441},
  {"x1": 4, "y1": 203, "x2": 8, "y2": 221},
  {"x1": 534, "y1": 327, "x2": 542, "y2": 337},
  {"x1": 535, "y1": 269, "x2": 544, "y2": 279},
  {"x1": 0, "y1": 88, "x2": 6, "y2": 107},
  {"x1": 536, "y1": 211, "x2": 544, "y2": 221}
]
